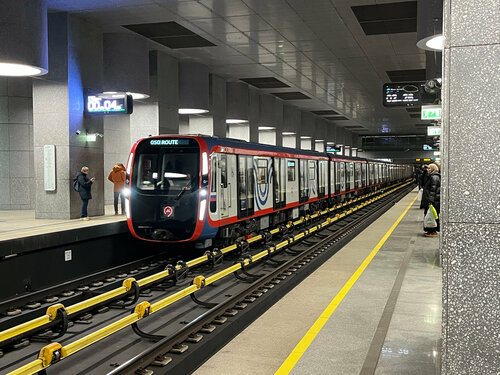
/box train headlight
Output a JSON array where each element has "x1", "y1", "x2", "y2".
[
  {"x1": 199, "y1": 199, "x2": 207, "y2": 221},
  {"x1": 200, "y1": 189, "x2": 207, "y2": 198},
  {"x1": 122, "y1": 188, "x2": 131, "y2": 197},
  {"x1": 202, "y1": 152, "x2": 208, "y2": 175}
]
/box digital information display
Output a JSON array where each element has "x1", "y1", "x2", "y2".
[
  {"x1": 383, "y1": 83, "x2": 421, "y2": 107},
  {"x1": 149, "y1": 139, "x2": 191, "y2": 146},
  {"x1": 85, "y1": 93, "x2": 133, "y2": 115}
]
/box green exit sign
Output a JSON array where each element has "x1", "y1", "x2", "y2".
[{"x1": 421, "y1": 105, "x2": 442, "y2": 120}]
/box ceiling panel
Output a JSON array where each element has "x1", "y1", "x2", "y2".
[{"x1": 198, "y1": 0, "x2": 254, "y2": 17}]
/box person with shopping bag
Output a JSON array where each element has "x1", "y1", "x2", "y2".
[{"x1": 421, "y1": 163, "x2": 441, "y2": 237}]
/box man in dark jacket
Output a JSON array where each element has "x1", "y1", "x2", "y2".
[
  {"x1": 421, "y1": 163, "x2": 440, "y2": 236},
  {"x1": 77, "y1": 166, "x2": 95, "y2": 220},
  {"x1": 419, "y1": 165, "x2": 429, "y2": 208}
]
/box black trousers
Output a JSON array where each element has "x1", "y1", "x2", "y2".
[
  {"x1": 114, "y1": 191, "x2": 125, "y2": 214},
  {"x1": 424, "y1": 205, "x2": 440, "y2": 232}
]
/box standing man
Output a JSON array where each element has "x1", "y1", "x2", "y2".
[
  {"x1": 77, "y1": 166, "x2": 95, "y2": 220},
  {"x1": 108, "y1": 163, "x2": 126, "y2": 215}
]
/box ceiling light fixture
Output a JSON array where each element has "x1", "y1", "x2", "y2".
[
  {"x1": 226, "y1": 119, "x2": 248, "y2": 124},
  {"x1": 0, "y1": 62, "x2": 46, "y2": 77},
  {"x1": 179, "y1": 108, "x2": 209, "y2": 115},
  {"x1": 300, "y1": 136, "x2": 311, "y2": 139},
  {"x1": 282, "y1": 131, "x2": 296, "y2": 136},
  {"x1": 258, "y1": 126, "x2": 275, "y2": 131},
  {"x1": 103, "y1": 91, "x2": 149, "y2": 100},
  {"x1": 425, "y1": 35, "x2": 444, "y2": 50},
  {"x1": 315, "y1": 139, "x2": 324, "y2": 142}
]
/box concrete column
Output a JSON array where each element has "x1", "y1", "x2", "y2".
[
  {"x1": 248, "y1": 89, "x2": 259, "y2": 143},
  {"x1": 150, "y1": 51, "x2": 179, "y2": 135},
  {"x1": 314, "y1": 118, "x2": 327, "y2": 152},
  {"x1": 189, "y1": 116, "x2": 213, "y2": 136},
  {"x1": 274, "y1": 99, "x2": 283, "y2": 147},
  {"x1": 211, "y1": 74, "x2": 226, "y2": 138},
  {"x1": 300, "y1": 112, "x2": 315, "y2": 150},
  {"x1": 259, "y1": 94, "x2": 276, "y2": 145},
  {"x1": 226, "y1": 81, "x2": 249, "y2": 141},
  {"x1": 282, "y1": 105, "x2": 300, "y2": 148},
  {"x1": 0, "y1": 77, "x2": 34, "y2": 209},
  {"x1": 441, "y1": 1, "x2": 500, "y2": 373},
  {"x1": 33, "y1": 13, "x2": 104, "y2": 219},
  {"x1": 335, "y1": 127, "x2": 345, "y2": 155}
]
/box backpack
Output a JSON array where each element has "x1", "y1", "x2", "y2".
[{"x1": 73, "y1": 176, "x2": 80, "y2": 192}]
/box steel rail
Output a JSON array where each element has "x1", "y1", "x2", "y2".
[{"x1": 6, "y1": 181, "x2": 412, "y2": 375}]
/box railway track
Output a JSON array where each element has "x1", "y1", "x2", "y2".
[{"x1": 1, "y1": 181, "x2": 414, "y2": 375}]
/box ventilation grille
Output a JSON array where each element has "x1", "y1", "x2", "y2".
[
  {"x1": 387, "y1": 69, "x2": 426, "y2": 82},
  {"x1": 351, "y1": 1, "x2": 417, "y2": 35},
  {"x1": 271, "y1": 92, "x2": 310, "y2": 100},
  {"x1": 311, "y1": 110, "x2": 340, "y2": 116},
  {"x1": 123, "y1": 21, "x2": 216, "y2": 49},
  {"x1": 241, "y1": 77, "x2": 290, "y2": 89}
]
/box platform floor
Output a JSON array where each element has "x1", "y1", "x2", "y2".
[
  {"x1": 0, "y1": 205, "x2": 125, "y2": 242},
  {"x1": 195, "y1": 190, "x2": 441, "y2": 375}
]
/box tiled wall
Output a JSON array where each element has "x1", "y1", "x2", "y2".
[{"x1": 0, "y1": 77, "x2": 34, "y2": 210}]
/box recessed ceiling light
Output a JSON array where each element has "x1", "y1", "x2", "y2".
[
  {"x1": 300, "y1": 136, "x2": 311, "y2": 139},
  {"x1": 315, "y1": 139, "x2": 324, "y2": 142},
  {"x1": 0, "y1": 62, "x2": 47, "y2": 77},
  {"x1": 179, "y1": 108, "x2": 209, "y2": 114},
  {"x1": 258, "y1": 126, "x2": 275, "y2": 130},
  {"x1": 282, "y1": 131, "x2": 296, "y2": 136},
  {"x1": 226, "y1": 119, "x2": 248, "y2": 124},
  {"x1": 128, "y1": 92, "x2": 149, "y2": 100},
  {"x1": 326, "y1": 142, "x2": 335, "y2": 145}
]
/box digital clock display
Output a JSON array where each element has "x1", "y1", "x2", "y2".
[
  {"x1": 84, "y1": 93, "x2": 133, "y2": 115},
  {"x1": 383, "y1": 83, "x2": 422, "y2": 107}
]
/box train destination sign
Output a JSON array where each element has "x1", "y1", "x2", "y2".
[
  {"x1": 149, "y1": 139, "x2": 191, "y2": 146},
  {"x1": 383, "y1": 83, "x2": 421, "y2": 107},
  {"x1": 85, "y1": 93, "x2": 133, "y2": 115}
]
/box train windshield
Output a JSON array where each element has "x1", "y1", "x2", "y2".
[{"x1": 136, "y1": 151, "x2": 199, "y2": 195}]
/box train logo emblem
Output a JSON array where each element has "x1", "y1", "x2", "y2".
[{"x1": 163, "y1": 206, "x2": 173, "y2": 218}]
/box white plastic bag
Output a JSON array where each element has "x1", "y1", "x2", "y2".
[
  {"x1": 417, "y1": 189, "x2": 423, "y2": 201},
  {"x1": 424, "y1": 209, "x2": 437, "y2": 229}
]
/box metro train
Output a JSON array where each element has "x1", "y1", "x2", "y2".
[{"x1": 125, "y1": 135, "x2": 412, "y2": 248}]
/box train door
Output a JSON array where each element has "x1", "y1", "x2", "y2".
[
  {"x1": 308, "y1": 160, "x2": 318, "y2": 199},
  {"x1": 237, "y1": 155, "x2": 255, "y2": 219},
  {"x1": 286, "y1": 159, "x2": 298, "y2": 205},
  {"x1": 273, "y1": 157, "x2": 286, "y2": 209},
  {"x1": 209, "y1": 154, "x2": 219, "y2": 222},
  {"x1": 318, "y1": 160, "x2": 327, "y2": 198},
  {"x1": 361, "y1": 163, "x2": 367, "y2": 188},
  {"x1": 299, "y1": 159, "x2": 309, "y2": 203},
  {"x1": 218, "y1": 154, "x2": 229, "y2": 218},
  {"x1": 338, "y1": 162, "x2": 345, "y2": 193},
  {"x1": 346, "y1": 162, "x2": 354, "y2": 191},
  {"x1": 329, "y1": 159, "x2": 335, "y2": 196},
  {"x1": 255, "y1": 157, "x2": 273, "y2": 212}
]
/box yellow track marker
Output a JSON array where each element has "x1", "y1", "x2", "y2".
[{"x1": 275, "y1": 192, "x2": 418, "y2": 375}]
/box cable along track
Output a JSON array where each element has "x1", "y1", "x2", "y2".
[{"x1": 3, "y1": 182, "x2": 414, "y2": 375}]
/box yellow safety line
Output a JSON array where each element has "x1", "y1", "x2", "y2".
[{"x1": 275, "y1": 192, "x2": 418, "y2": 375}]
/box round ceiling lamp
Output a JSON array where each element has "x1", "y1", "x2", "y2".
[
  {"x1": 226, "y1": 119, "x2": 248, "y2": 124},
  {"x1": 0, "y1": 0, "x2": 48, "y2": 77},
  {"x1": 179, "y1": 108, "x2": 209, "y2": 115}
]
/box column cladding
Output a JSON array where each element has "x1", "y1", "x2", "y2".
[
  {"x1": 441, "y1": 0, "x2": 500, "y2": 374},
  {"x1": 33, "y1": 13, "x2": 104, "y2": 219},
  {"x1": 0, "y1": 77, "x2": 34, "y2": 209}
]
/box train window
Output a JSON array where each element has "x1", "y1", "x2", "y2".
[
  {"x1": 354, "y1": 163, "x2": 361, "y2": 188},
  {"x1": 308, "y1": 161, "x2": 316, "y2": 180},
  {"x1": 319, "y1": 160, "x2": 326, "y2": 196},
  {"x1": 287, "y1": 161, "x2": 296, "y2": 181},
  {"x1": 220, "y1": 154, "x2": 227, "y2": 188},
  {"x1": 136, "y1": 152, "x2": 199, "y2": 194},
  {"x1": 256, "y1": 158, "x2": 268, "y2": 184},
  {"x1": 361, "y1": 163, "x2": 367, "y2": 186}
]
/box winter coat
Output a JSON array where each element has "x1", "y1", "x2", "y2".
[
  {"x1": 422, "y1": 171, "x2": 440, "y2": 211},
  {"x1": 77, "y1": 172, "x2": 93, "y2": 200},
  {"x1": 108, "y1": 164, "x2": 126, "y2": 192}
]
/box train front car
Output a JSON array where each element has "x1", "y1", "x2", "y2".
[{"x1": 127, "y1": 136, "x2": 209, "y2": 243}]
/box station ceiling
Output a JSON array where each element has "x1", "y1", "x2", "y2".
[{"x1": 47, "y1": 0, "x2": 427, "y2": 135}]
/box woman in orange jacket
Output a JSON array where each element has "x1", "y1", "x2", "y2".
[{"x1": 108, "y1": 163, "x2": 126, "y2": 215}]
